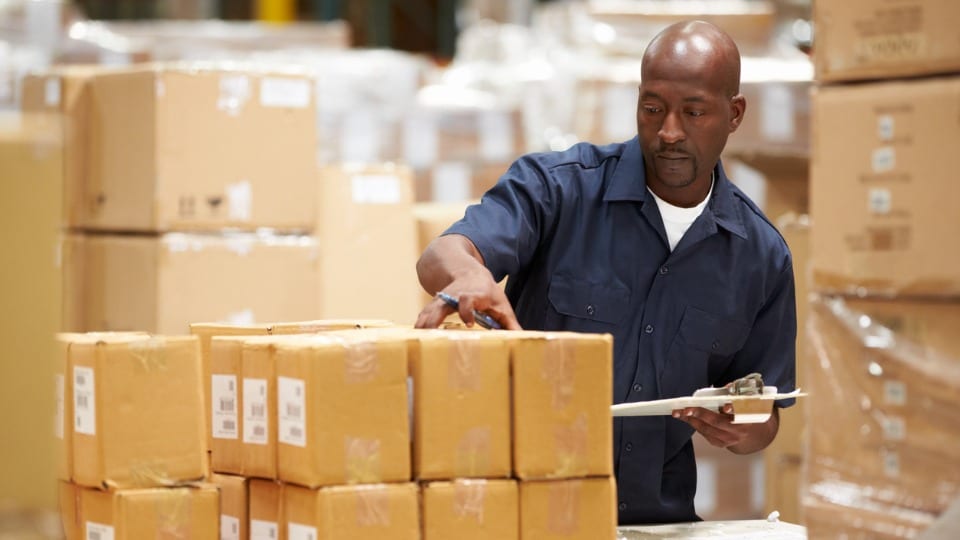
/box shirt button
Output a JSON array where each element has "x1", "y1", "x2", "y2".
[
  {"x1": 618, "y1": 502, "x2": 627, "y2": 512},
  {"x1": 644, "y1": 324, "x2": 654, "y2": 334},
  {"x1": 586, "y1": 304, "x2": 595, "y2": 316},
  {"x1": 712, "y1": 341, "x2": 720, "y2": 350},
  {"x1": 659, "y1": 265, "x2": 669, "y2": 275},
  {"x1": 633, "y1": 383, "x2": 642, "y2": 393},
  {"x1": 625, "y1": 443, "x2": 633, "y2": 452}
]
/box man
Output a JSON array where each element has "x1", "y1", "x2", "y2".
[{"x1": 415, "y1": 21, "x2": 796, "y2": 524}]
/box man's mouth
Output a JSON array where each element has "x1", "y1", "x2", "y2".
[{"x1": 656, "y1": 152, "x2": 689, "y2": 160}]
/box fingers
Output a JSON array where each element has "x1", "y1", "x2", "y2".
[
  {"x1": 414, "y1": 297, "x2": 455, "y2": 329},
  {"x1": 672, "y1": 406, "x2": 741, "y2": 448},
  {"x1": 455, "y1": 291, "x2": 522, "y2": 331}
]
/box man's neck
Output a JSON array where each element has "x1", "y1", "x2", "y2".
[{"x1": 646, "y1": 171, "x2": 715, "y2": 208}]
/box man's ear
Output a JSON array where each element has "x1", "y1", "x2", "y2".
[{"x1": 729, "y1": 94, "x2": 746, "y2": 133}]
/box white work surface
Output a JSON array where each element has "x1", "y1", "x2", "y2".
[{"x1": 617, "y1": 519, "x2": 806, "y2": 539}]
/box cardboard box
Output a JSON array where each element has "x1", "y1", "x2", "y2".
[
  {"x1": 317, "y1": 164, "x2": 419, "y2": 325},
  {"x1": 68, "y1": 334, "x2": 207, "y2": 489},
  {"x1": 725, "y1": 157, "x2": 809, "y2": 224},
  {"x1": 80, "y1": 65, "x2": 318, "y2": 232},
  {"x1": 803, "y1": 482, "x2": 937, "y2": 540},
  {"x1": 283, "y1": 483, "x2": 420, "y2": 540},
  {"x1": 413, "y1": 161, "x2": 510, "y2": 203},
  {"x1": 55, "y1": 337, "x2": 72, "y2": 481},
  {"x1": 422, "y1": 479, "x2": 518, "y2": 540},
  {"x1": 764, "y1": 454, "x2": 802, "y2": 525},
  {"x1": 59, "y1": 481, "x2": 79, "y2": 540},
  {"x1": 519, "y1": 477, "x2": 617, "y2": 540},
  {"x1": 403, "y1": 101, "x2": 524, "y2": 169},
  {"x1": 275, "y1": 333, "x2": 411, "y2": 487},
  {"x1": 63, "y1": 232, "x2": 320, "y2": 334},
  {"x1": 692, "y1": 437, "x2": 763, "y2": 520},
  {"x1": 77, "y1": 484, "x2": 219, "y2": 539},
  {"x1": 210, "y1": 337, "x2": 248, "y2": 475},
  {"x1": 212, "y1": 473, "x2": 248, "y2": 540},
  {"x1": 410, "y1": 332, "x2": 511, "y2": 479},
  {"x1": 242, "y1": 338, "x2": 281, "y2": 479},
  {"x1": 810, "y1": 76, "x2": 960, "y2": 297},
  {"x1": 813, "y1": 0, "x2": 960, "y2": 83},
  {"x1": 510, "y1": 332, "x2": 613, "y2": 479},
  {"x1": 249, "y1": 479, "x2": 283, "y2": 540}
]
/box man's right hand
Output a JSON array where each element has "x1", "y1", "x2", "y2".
[{"x1": 415, "y1": 278, "x2": 522, "y2": 330}]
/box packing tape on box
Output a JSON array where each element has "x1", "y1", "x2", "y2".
[
  {"x1": 345, "y1": 436, "x2": 382, "y2": 484},
  {"x1": 547, "y1": 480, "x2": 582, "y2": 535},
  {"x1": 128, "y1": 336, "x2": 169, "y2": 372},
  {"x1": 345, "y1": 341, "x2": 379, "y2": 384},
  {"x1": 554, "y1": 413, "x2": 589, "y2": 478},
  {"x1": 455, "y1": 426, "x2": 491, "y2": 477},
  {"x1": 543, "y1": 338, "x2": 575, "y2": 410},
  {"x1": 453, "y1": 479, "x2": 488, "y2": 525},
  {"x1": 156, "y1": 487, "x2": 192, "y2": 539},
  {"x1": 448, "y1": 336, "x2": 481, "y2": 393},
  {"x1": 354, "y1": 484, "x2": 391, "y2": 527}
]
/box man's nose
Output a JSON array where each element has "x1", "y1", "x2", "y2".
[{"x1": 658, "y1": 111, "x2": 686, "y2": 145}]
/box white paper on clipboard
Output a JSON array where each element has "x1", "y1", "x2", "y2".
[{"x1": 611, "y1": 387, "x2": 805, "y2": 424}]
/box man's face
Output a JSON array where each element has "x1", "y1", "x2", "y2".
[{"x1": 637, "y1": 66, "x2": 740, "y2": 190}]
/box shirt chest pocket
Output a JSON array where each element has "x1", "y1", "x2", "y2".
[
  {"x1": 547, "y1": 275, "x2": 631, "y2": 330},
  {"x1": 661, "y1": 306, "x2": 751, "y2": 396}
]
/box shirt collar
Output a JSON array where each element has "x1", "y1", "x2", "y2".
[{"x1": 603, "y1": 137, "x2": 747, "y2": 239}]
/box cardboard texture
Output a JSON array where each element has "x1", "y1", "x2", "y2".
[
  {"x1": 209, "y1": 337, "x2": 250, "y2": 475},
  {"x1": 804, "y1": 296, "x2": 960, "y2": 518},
  {"x1": 317, "y1": 164, "x2": 419, "y2": 325},
  {"x1": 77, "y1": 484, "x2": 219, "y2": 540},
  {"x1": 81, "y1": 65, "x2": 317, "y2": 232},
  {"x1": 422, "y1": 479, "x2": 518, "y2": 540},
  {"x1": 764, "y1": 455, "x2": 801, "y2": 525},
  {"x1": 410, "y1": 332, "x2": 512, "y2": 480},
  {"x1": 249, "y1": 479, "x2": 283, "y2": 540},
  {"x1": 283, "y1": 483, "x2": 420, "y2": 540},
  {"x1": 810, "y1": 76, "x2": 960, "y2": 297},
  {"x1": 726, "y1": 156, "x2": 809, "y2": 224},
  {"x1": 519, "y1": 477, "x2": 617, "y2": 540},
  {"x1": 803, "y1": 490, "x2": 937, "y2": 540},
  {"x1": 275, "y1": 334, "x2": 411, "y2": 487},
  {"x1": 241, "y1": 338, "x2": 281, "y2": 479},
  {"x1": 58, "y1": 481, "x2": 79, "y2": 540},
  {"x1": 509, "y1": 332, "x2": 614, "y2": 479},
  {"x1": 813, "y1": 0, "x2": 960, "y2": 83},
  {"x1": 212, "y1": 473, "x2": 248, "y2": 540},
  {"x1": 63, "y1": 232, "x2": 320, "y2": 334}
]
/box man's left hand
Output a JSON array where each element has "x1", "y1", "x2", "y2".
[{"x1": 672, "y1": 405, "x2": 779, "y2": 454}]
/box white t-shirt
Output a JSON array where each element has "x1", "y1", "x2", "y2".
[{"x1": 648, "y1": 178, "x2": 715, "y2": 252}]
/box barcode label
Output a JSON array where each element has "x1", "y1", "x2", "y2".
[
  {"x1": 54, "y1": 374, "x2": 64, "y2": 439},
  {"x1": 288, "y1": 522, "x2": 317, "y2": 540},
  {"x1": 86, "y1": 522, "x2": 114, "y2": 540},
  {"x1": 212, "y1": 375, "x2": 238, "y2": 440},
  {"x1": 220, "y1": 515, "x2": 240, "y2": 540},
  {"x1": 278, "y1": 376, "x2": 306, "y2": 447},
  {"x1": 250, "y1": 520, "x2": 277, "y2": 540},
  {"x1": 74, "y1": 366, "x2": 96, "y2": 435},
  {"x1": 243, "y1": 378, "x2": 268, "y2": 445}
]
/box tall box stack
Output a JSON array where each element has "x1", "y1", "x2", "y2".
[{"x1": 805, "y1": 1, "x2": 960, "y2": 536}]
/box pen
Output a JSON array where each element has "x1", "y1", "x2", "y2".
[{"x1": 436, "y1": 291, "x2": 503, "y2": 330}]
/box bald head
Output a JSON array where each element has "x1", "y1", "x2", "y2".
[{"x1": 642, "y1": 21, "x2": 741, "y2": 98}]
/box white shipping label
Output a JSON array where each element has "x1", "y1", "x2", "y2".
[
  {"x1": 74, "y1": 366, "x2": 96, "y2": 436},
  {"x1": 877, "y1": 115, "x2": 895, "y2": 141},
  {"x1": 221, "y1": 515, "x2": 240, "y2": 540},
  {"x1": 260, "y1": 78, "x2": 311, "y2": 109},
  {"x1": 250, "y1": 520, "x2": 278, "y2": 540},
  {"x1": 55, "y1": 374, "x2": 64, "y2": 439},
  {"x1": 872, "y1": 147, "x2": 896, "y2": 173},
  {"x1": 278, "y1": 377, "x2": 306, "y2": 447},
  {"x1": 351, "y1": 174, "x2": 401, "y2": 204},
  {"x1": 760, "y1": 83, "x2": 795, "y2": 142},
  {"x1": 243, "y1": 378, "x2": 268, "y2": 445},
  {"x1": 288, "y1": 522, "x2": 318, "y2": 540},
  {"x1": 479, "y1": 110, "x2": 514, "y2": 162},
  {"x1": 884, "y1": 381, "x2": 907, "y2": 406},
  {"x1": 212, "y1": 375, "x2": 239, "y2": 440},
  {"x1": 868, "y1": 188, "x2": 892, "y2": 215},
  {"x1": 85, "y1": 522, "x2": 114, "y2": 540},
  {"x1": 44, "y1": 77, "x2": 61, "y2": 107},
  {"x1": 226, "y1": 180, "x2": 252, "y2": 222}
]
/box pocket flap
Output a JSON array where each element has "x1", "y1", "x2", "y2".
[{"x1": 548, "y1": 275, "x2": 631, "y2": 325}]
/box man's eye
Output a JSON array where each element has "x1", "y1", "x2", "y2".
[
  {"x1": 687, "y1": 110, "x2": 705, "y2": 117},
  {"x1": 644, "y1": 106, "x2": 661, "y2": 114}
]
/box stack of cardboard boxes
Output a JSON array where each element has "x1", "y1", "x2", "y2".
[{"x1": 803, "y1": 0, "x2": 960, "y2": 537}]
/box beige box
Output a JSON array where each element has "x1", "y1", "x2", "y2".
[
  {"x1": 64, "y1": 232, "x2": 320, "y2": 334},
  {"x1": 813, "y1": 0, "x2": 960, "y2": 83},
  {"x1": 275, "y1": 334, "x2": 411, "y2": 487},
  {"x1": 692, "y1": 437, "x2": 763, "y2": 520},
  {"x1": 803, "y1": 481, "x2": 937, "y2": 540},
  {"x1": 77, "y1": 484, "x2": 218, "y2": 539},
  {"x1": 81, "y1": 65, "x2": 317, "y2": 232},
  {"x1": 422, "y1": 479, "x2": 518, "y2": 540},
  {"x1": 59, "y1": 481, "x2": 79, "y2": 540},
  {"x1": 410, "y1": 332, "x2": 511, "y2": 480},
  {"x1": 510, "y1": 332, "x2": 613, "y2": 479},
  {"x1": 725, "y1": 156, "x2": 809, "y2": 224},
  {"x1": 212, "y1": 473, "x2": 248, "y2": 540},
  {"x1": 317, "y1": 164, "x2": 419, "y2": 324},
  {"x1": 811, "y1": 77, "x2": 960, "y2": 297},
  {"x1": 283, "y1": 483, "x2": 420, "y2": 540},
  {"x1": 413, "y1": 161, "x2": 510, "y2": 204},
  {"x1": 249, "y1": 479, "x2": 283, "y2": 540},
  {"x1": 55, "y1": 337, "x2": 72, "y2": 481},
  {"x1": 242, "y1": 338, "x2": 281, "y2": 479},
  {"x1": 764, "y1": 454, "x2": 802, "y2": 525},
  {"x1": 403, "y1": 104, "x2": 525, "y2": 168},
  {"x1": 210, "y1": 337, "x2": 248, "y2": 475},
  {"x1": 519, "y1": 477, "x2": 617, "y2": 540},
  {"x1": 68, "y1": 334, "x2": 207, "y2": 489}
]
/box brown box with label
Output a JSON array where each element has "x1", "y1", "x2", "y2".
[
  {"x1": 519, "y1": 477, "x2": 617, "y2": 540},
  {"x1": 410, "y1": 332, "x2": 511, "y2": 480},
  {"x1": 810, "y1": 77, "x2": 960, "y2": 297},
  {"x1": 813, "y1": 0, "x2": 960, "y2": 83},
  {"x1": 422, "y1": 479, "x2": 518, "y2": 540},
  {"x1": 68, "y1": 334, "x2": 207, "y2": 489},
  {"x1": 212, "y1": 473, "x2": 248, "y2": 540},
  {"x1": 283, "y1": 483, "x2": 420, "y2": 540},
  {"x1": 241, "y1": 338, "x2": 281, "y2": 479},
  {"x1": 76, "y1": 484, "x2": 219, "y2": 539},
  {"x1": 509, "y1": 332, "x2": 613, "y2": 479},
  {"x1": 275, "y1": 334, "x2": 411, "y2": 487},
  {"x1": 63, "y1": 232, "x2": 320, "y2": 334},
  {"x1": 209, "y1": 337, "x2": 249, "y2": 475},
  {"x1": 249, "y1": 479, "x2": 284, "y2": 540},
  {"x1": 80, "y1": 65, "x2": 317, "y2": 232},
  {"x1": 59, "y1": 481, "x2": 79, "y2": 540}
]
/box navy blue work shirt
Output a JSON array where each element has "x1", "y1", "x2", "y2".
[{"x1": 445, "y1": 137, "x2": 797, "y2": 525}]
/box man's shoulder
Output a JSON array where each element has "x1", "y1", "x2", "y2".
[
  {"x1": 521, "y1": 139, "x2": 629, "y2": 173},
  {"x1": 726, "y1": 181, "x2": 793, "y2": 265}
]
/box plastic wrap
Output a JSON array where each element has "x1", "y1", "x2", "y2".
[{"x1": 803, "y1": 295, "x2": 960, "y2": 538}]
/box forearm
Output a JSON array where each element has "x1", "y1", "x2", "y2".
[
  {"x1": 416, "y1": 234, "x2": 491, "y2": 295},
  {"x1": 728, "y1": 406, "x2": 780, "y2": 455}
]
